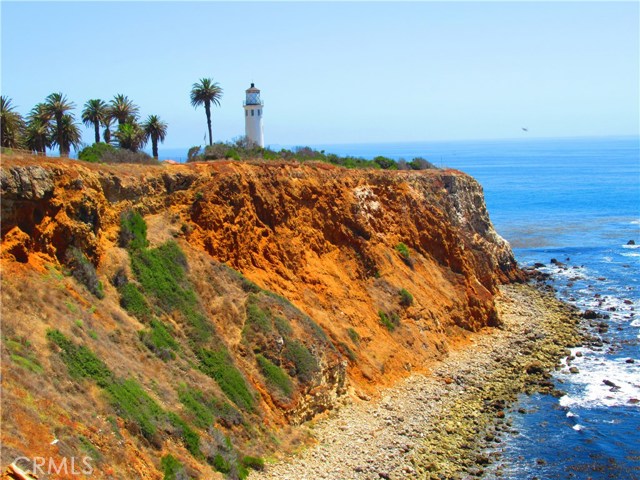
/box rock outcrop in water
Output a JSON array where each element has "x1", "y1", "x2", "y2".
[{"x1": 1, "y1": 154, "x2": 522, "y2": 478}]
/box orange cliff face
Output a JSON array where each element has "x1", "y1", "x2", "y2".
[{"x1": 0, "y1": 154, "x2": 523, "y2": 478}]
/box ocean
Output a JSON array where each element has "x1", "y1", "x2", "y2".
[{"x1": 162, "y1": 136, "x2": 639, "y2": 477}]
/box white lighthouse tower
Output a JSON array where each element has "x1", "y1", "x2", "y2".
[{"x1": 243, "y1": 83, "x2": 264, "y2": 147}]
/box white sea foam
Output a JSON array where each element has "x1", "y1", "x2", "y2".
[
  {"x1": 566, "y1": 411, "x2": 578, "y2": 418},
  {"x1": 572, "y1": 424, "x2": 583, "y2": 431},
  {"x1": 622, "y1": 244, "x2": 640, "y2": 249},
  {"x1": 621, "y1": 252, "x2": 640, "y2": 257},
  {"x1": 558, "y1": 354, "x2": 640, "y2": 409}
]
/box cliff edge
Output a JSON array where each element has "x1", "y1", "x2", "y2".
[{"x1": 1, "y1": 155, "x2": 522, "y2": 479}]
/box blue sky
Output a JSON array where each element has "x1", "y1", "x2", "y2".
[{"x1": 1, "y1": 1, "x2": 638, "y2": 150}]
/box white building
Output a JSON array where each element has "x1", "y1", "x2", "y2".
[{"x1": 243, "y1": 83, "x2": 264, "y2": 147}]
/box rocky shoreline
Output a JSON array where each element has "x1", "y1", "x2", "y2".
[{"x1": 249, "y1": 284, "x2": 582, "y2": 480}]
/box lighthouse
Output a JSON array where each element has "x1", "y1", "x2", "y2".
[{"x1": 243, "y1": 83, "x2": 264, "y2": 147}]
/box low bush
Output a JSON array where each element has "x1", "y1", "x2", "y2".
[
  {"x1": 256, "y1": 354, "x2": 293, "y2": 397},
  {"x1": 178, "y1": 385, "x2": 215, "y2": 428},
  {"x1": 379, "y1": 311, "x2": 400, "y2": 332},
  {"x1": 119, "y1": 210, "x2": 148, "y2": 250},
  {"x1": 409, "y1": 157, "x2": 437, "y2": 170},
  {"x1": 78, "y1": 142, "x2": 116, "y2": 163},
  {"x1": 274, "y1": 316, "x2": 293, "y2": 336},
  {"x1": 284, "y1": 339, "x2": 319, "y2": 383},
  {"x1": 119, "y1": 282, "x2": 152, "y2": 320},
  {"x1": 395, "y1": 243, "x2": 410, "y2": 260},
  {"x1": 166, "y1": 412, "x2": 200, "y2": 457},
  {"x1": 399, "y1": 288, "x2": 414, "y2": 307},
  {"x1": 47, "y1": 329, "x2": 113, "y2": 386},
  {"x1": 131, "y1": 241, "x2": 211, "y2": 340},
  {"x1": 244, "y1": 298, "x2": 272, "y2": 336},
  {"x1": 197, "y1": 348, "x2": 254, "y2": 411},
  {"x1": 139, "y1": 320, "x2": 178, "y2": 360},
  {"x1": 100, "y1": 149, "x2": 160, "y2": 165},
  {"x1": 346, "y1": 327, "x2": 360, "y2": 345},
  {"x1": 242, "y1": 456, "x2": 265, "y2": 471},
  {"x1": 161, "y1": 454, "x2": 185, "y2": 480},
  {"x1": 65, "y1": 247, "x2": 104, "y2": 299}
]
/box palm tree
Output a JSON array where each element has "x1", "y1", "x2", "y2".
[
  {"x1": 109, "y1": 94, "x2": 139, "y2": 126},
  {"x1": 51, "y1": 114, "x2": 82, "y2": 155},
  {"x1": 44, "y1": 92, "x2": 75, "y2": 156},
  {"x1": 82, "y1": 99, "x2": 108, "y2": 144},
  {"x1": 142, "y1": 115, "x2": 168, "y2": 159},
  {"x1": 24, "y1": 103, "x2": 53, "y2": 155},
  {"x1": 190, "y1": 78, "x2": 223, "y2": 146},
  {"x1": 1, "y1": 96, "x2": 25, "y2": 148},
  {"x1": 115, "y1": 122, "x2": 146, "y2": 152},
  {"x1": 103, "y1": 116, "x2": 114, "y2": 144}
]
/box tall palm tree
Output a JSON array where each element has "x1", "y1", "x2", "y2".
[
  {"x1": 115, "y1": 122, "x2": 146, "y2": 152},
  {"x1": 82, "y1": 99, "x2": 108, "y2": 144},
  {"x1": 142, "y1": 115, "x2": 168, "y2": 159},
  {"x1": 44, "y1": 92, "x2": 75, "y2": 156},
  {"x1": 190, "y1": 78, "x2": 223, "y2": 146},
  {"x1": 24, "y1": 103, "x2": 53, "y2": 155},
  {"x1": 103, "y1": 116, "x2": 114, "y2": 144},
  {"x1": 1, "y1": 96, "x2": 25, "y2": 148},
  {"x1": 109, "y1": 94, "x2": 139, "y2": 126},
  {"x1": 51, "y1": 114, "x2": 82, "y2": 155}
]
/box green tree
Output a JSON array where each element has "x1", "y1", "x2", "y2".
[
  {"x1": 190, "y1": 78, "x2": 223, "y2": 146},
  {"x1": 142, "y1": 115, "x2": 168, "y2": 159},
  {"x1": 0, "y1": 96, "x2": 25, "y2": 148},
  {"x1": 51, "y1": 114, "x2": 82, "y2": 155},
  {"x1": 82, "y1": 99, "x2": 108, "y2": 144},
  {"x1": 109, "y1": 94, "x2": 139, "y2": 126},
  {"x1": 24, "y1": 103, "x2": 53, "y2": 155},
  {"x1": 44, "y1": 92, "x2": 76, "y2": 156},
  {"x1": 115, "y1": 122, "x2": 146, "y2": 152},
  {"x1": 103, "y1": 116, "x2": 114, "y2": 144}
]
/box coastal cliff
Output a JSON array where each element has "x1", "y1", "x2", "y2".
[{"x1": 1, "y1": 155, "x2": 523, "y2": 479}]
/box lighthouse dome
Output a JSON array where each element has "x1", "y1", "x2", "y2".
[{"x1": 245, "y1": 83, "x2": 263, "y2": 106}]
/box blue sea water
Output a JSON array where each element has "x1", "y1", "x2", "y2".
[{"x1": 312, "y1": 136, "x2": 640, "y2": 479}]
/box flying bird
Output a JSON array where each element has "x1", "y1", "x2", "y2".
[{"x1": 522, "y1": 127, "x2": 529, "y2": 132}]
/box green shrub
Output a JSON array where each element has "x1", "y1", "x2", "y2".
[
  {"x1": 339, "y1": 342, "x2": 357, "y2": 362},
  {"x1": 119, "y1": 210, "x2": 148, "y2": 250},
  {"x1": 78, "y1": 142, "x2": 116, "y2": 163},
  {"x1": 347, "y1": 328, "x2": 360, "y2": 345},
  {"x1": 105, "y1": 378, "x2": 164, "y2": 441},
  {"x1": 65, "y1": 247, "x2": 104, "y2": 299},
  {"x1": 409, "y1": 157, "x2": 437, "y2": 170},
  {"x1": 399, "y1": 288, "x2": 414, "y2": 307},
  {"x1": 245, "y1": 299, "x2": 272, "y2": 335},
  {"x1": 212, "y1": 454, "x2": 231, "y2": 474},
  {"x1": 274, "y1": 316, "x2": 293, "y2": 336},
  {"x1": 131, "y1": 241, "x2": 211, "y2": 339},
  {"x1": 256, "y1": 354, "x2": 293, "y2": 397},
  {"x1": 78, "y1": 435, "x2": 102, "y2": 463},
  {"x1": 178, "y1": 385, "x2": 215, "y2": 428},
  {"x1": 10, "y1": 354, "x2": 44, "y2": 374},
  {"x1": 284, "y1": 340, "x2": 319, "y2": 383},
  {"x1": 161, "y1": 454, "x2": 184, "y2": 480},
  {"x1": 395, "y1": 243, "x2": 410, "y2": 260},
  {"x1": 166, "y1": 412, "x2": 200, "y2": 457},
  {"x1": 242, "y1": 455, "x2": 265, "y2": 471},
  {"x1": 373, "y1": 156, "x2": 398, "y2": 170},
  {"x1": 6, "y1": 338, "x2": 43, "y2": 374},
  {"x1": 119, "y1": 282, "x2": 152, "y2": 320},
  {"x1": 379, "y1": 311, "x2": 399, "y2": 332},
  {"x1": 100, "y1": 149, "x2": 160, "y2": 165},
  {"x1": 139, "y1": 320, "x2": 178, "y2": 360},
  {"x1": 224, "y1": 149, "x2": 241, "y2": 161},
  {"x1": 47, "y1": 329, "x2": 113, "y2": 386},
  {"x1": 197, "y1": 348, "x2": 254, "y2": 411}
]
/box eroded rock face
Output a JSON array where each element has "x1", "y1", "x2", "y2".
[{"x1": 0, "y1": 156, "x2": 522, "y2": 406}]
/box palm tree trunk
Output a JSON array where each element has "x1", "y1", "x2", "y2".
[
  {"x1": 94, "y1": 121, "x2": 100, "y2": 144},
  {"x1": 56, "y1": 113, "x2": 64, "y2": 156},
  {"x1": 104, "y1": 127, "x2": 111, "y2": 144},
  {"x1": 205, "y1": 101, "x2": 212, "y2": 146},
  {"x1": 152, "y1": 137, "x2": 158, "y2": 159}
]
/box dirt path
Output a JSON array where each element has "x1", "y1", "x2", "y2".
[{"x1": 249, "y1": 284, "x2": 581, "y2": 480}]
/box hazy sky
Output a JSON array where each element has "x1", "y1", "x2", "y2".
[{"x1": 1, "y1": 1, "x2": 638, "y2": 149}]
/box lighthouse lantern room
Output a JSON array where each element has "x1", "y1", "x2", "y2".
[{"x1": 243, "y1": 83, "x2": 264, "y2": 147}]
